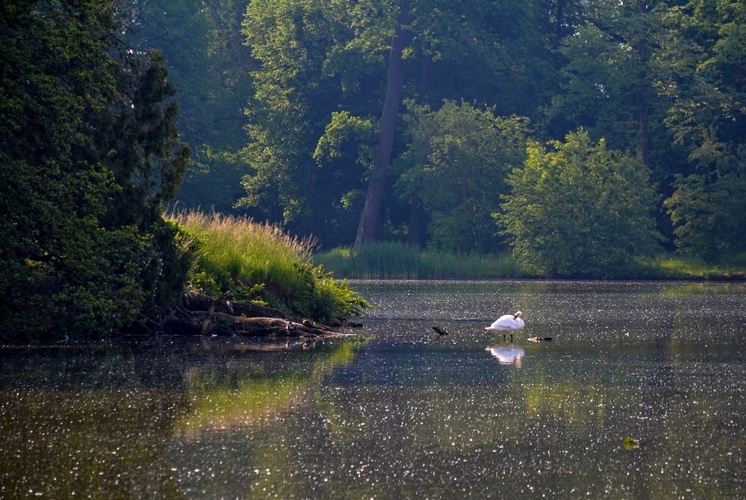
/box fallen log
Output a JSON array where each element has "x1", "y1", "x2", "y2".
[
  {"x1": 160, "y1": 292, "x2": 349, "y2": 338},
  {"x1": 207, "y1": 313, "x2": 344, "y2": 337}
]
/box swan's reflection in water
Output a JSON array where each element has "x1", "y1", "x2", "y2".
[{"x1": 485, "y1": 343, "x2": 525, "y2": 367}]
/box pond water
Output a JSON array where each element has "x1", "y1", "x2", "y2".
[{"x1": 1, "y1": 280, "x2": 745, "y2": 498}]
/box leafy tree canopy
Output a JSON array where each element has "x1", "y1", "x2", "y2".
[
  {"x1": 125, "y1": 0, "x2": 746, "y2": 269},
  {"x1": 0, "y1": 0, "x2": 190, "y2": 340},
  {"x1": 395, "y1": 100, "x2": 530, "y2": 253},
  {"x1": 497, "y1": 129, "x2": 663, "y2": 277},
  {"x1": 657, "y1": 0, "x2": 746, "y2": 261}
]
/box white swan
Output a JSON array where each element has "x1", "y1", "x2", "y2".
[{"x1": 485, "y1": 311, "x2": 525, "y2": 341}]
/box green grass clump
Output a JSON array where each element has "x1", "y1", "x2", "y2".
[
  {"x1": 315, "y1": 241, "x2": 525, "y2": 279},
  {"x1": 169, "y1": 211, "x2": 368, "y2": 321}
]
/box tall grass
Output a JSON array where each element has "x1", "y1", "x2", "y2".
[
  {"x1": 316, "y1": 241, "x2": 746, "y2": 280},
  {"x1": 314, "y1": 241, "x2": 526, "y2": 279},
  {"x1": 169, "y1": 211, "x2": 368, "y2": 321}
]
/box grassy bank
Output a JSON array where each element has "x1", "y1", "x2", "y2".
[
  {"x1": 635, "y1": 254, "x2": 746, "y2": 280},
  {"x1": 315, "y1": 241, "x2": 746, "y2": 280},
  {"x1": 169, "y1": 211, "x2": 368, "y2": 322}
]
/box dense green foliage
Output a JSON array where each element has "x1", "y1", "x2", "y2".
[
  {"x1": 658, "y1": 1, "x2": 746, "y2": 261},
  {"x1": 498, "y1": 130, "x2": 663, "y2": 277},
  {"x1": 394, "y1": 101, "x2": 530, "y2": 252},
  {"x1": 0, "y1": 1, "x2": 190, "y2": 340},
  {"x1": 172, "y1": 212, "x2": 369, "y2": 321},
  {"x1": 135, "y1": 0, "x2": 745, "y2": 275},
  {"x1": 127, "y1": 0, "x2": 252, "y2": 213}
]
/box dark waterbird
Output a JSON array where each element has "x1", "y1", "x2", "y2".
[{"x1": 433, "y1": 325, "x2": 448, "y2": 338}]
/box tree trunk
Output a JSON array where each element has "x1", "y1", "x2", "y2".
[
  {"x1": 354, "y1": 1, "x2": 410, "y2": 248},
  {"x1": 407, "y1": 198, "x2": 423, "y2": 245},
  {"x1": 635, "y1": 89, "x2": 649, "y2": 165}
]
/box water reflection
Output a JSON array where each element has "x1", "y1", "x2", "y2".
[
  {"x1": 0, "y1": 338, "x2": 365, "y2": 499},
  {"x1": 486, "y1": 343, "x2": 525, "y2": 366},
  {"x1": 2, "y1": 281, "x2": 746, "y2": 498},
  {"x1": 0, "y1": 345, "x2": 190, "y2": 498},
  {"x1": 175, "y1": 339, "x2": 362, "y2": 437}
]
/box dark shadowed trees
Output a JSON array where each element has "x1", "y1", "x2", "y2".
[
  {"x1": 0, "y1": 0, "x2": 190, "y2": 340},
  {"x1": 129, "y1": 0, "x2": 746, "y2": 265},
  {"x1": 394, "y1": 101, "x2": 530, "y2": 253},
  {"x1": 657, "y1": 0, "x2": 746, "y2": 261}
]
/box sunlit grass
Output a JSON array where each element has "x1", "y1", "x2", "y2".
[
  {"x1": 173, "y1": 210, "x2": 313, "y2": 290},
  {"x1": 314, "y1": 241, "x2": 526, "y2": 279},
  {"x1": 168, "y1": 210, "x2": 369, "y2": 321},
  {"x1": 637, "y1": 254, "x2": 746, "y2": 280}
]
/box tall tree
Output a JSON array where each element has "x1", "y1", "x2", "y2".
[
  {"x1": 239, "y1": 0, "x2": 394, "y2": 246},
  {"x1": 657, "y1": 0, "x2": 746, "y2": 260},
  {"x1": 394, "y1": 100, "x2": 529, "y2": 252},
  {"x1": 355, "y1": 0, "x2": 410, "y2": 247},
  {"x1": 0, "y1": 0, "x2": 190, "y2": 339},
  {"x1": 356, "y1": 0, "x2": 560, "y2": 246},
  {"x1": 239, "y1": 0, "x2": 562, "y2": 248}
]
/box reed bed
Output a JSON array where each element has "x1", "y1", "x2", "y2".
[
  {"x1": 316, "y1": 241, "x2": 745, "y2": 280},
  {"x1": 314, "y1": 241, "x2": 525, "y2": 279}
]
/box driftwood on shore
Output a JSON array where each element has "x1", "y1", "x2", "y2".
[{"x1": 158, "y1": 291, "x2": 351, "y2": 338}]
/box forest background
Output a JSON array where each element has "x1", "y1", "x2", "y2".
[
  {"x1": 2, "y1": 0, "x2": 745, "y2": 340},
  {"x1": 134, "y1": 0, "x2": 746, "y2": 272}
]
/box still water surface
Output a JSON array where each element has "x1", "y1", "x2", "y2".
[{"x1": 1, "y1": 280, "x2": 745, "y2": 498}]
